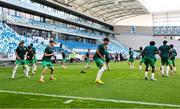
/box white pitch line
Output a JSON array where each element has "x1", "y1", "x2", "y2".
[
  {"x1": 0, "y1": 90, "x2": 180, "y2": 108},
  {"x1": 64, "y1": 99, "x2": 74, "y2": 104}
]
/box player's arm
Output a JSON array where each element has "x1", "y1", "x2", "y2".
[
  {"x1": 44, "y1": 48, "x2": 54, "y2": 57},
  {"x1": 15, "y1": 52, "x2": 21, "y2": 60},
  {"x1": 96, "y1": 49, "x2": 104, "y2": 60}
]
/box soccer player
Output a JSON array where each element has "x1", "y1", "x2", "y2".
[
  {"x1": 30, "y1": 43, "x2": 37, "y2": 72},
  {"x1": 128, "y1": 48, "x2": 134, "y2": 69},
  {"x1": 26, "y1": 45, "x2": 36, "y2": 76},
  {"x1": 159, "y1": 40, "x2": 171, "y2": 77},
  {"x1": 169, "y1": 44, "x2": 177, "y2": 73},
  {"x1": 93, "y1": 38, "x2": 110, "y2": 84},
  {"x1": 139, "y1": 47, "x2": 145, "y2": 70},
  {"x1": 143, "y1": 41, "x2": 159, "y2": 81},
  {"x1": 104, "y1": 45, "x2": 111, "y2": 71},
  {"x1": 61, "y1": 50, "x2": 67, "y2": 69},
  {"x1": 11, "y1": 40, "x2": 30, "y2": 79},
  {"x1": 84, "y1": 49, "x2": 91, "y2": 69},
  {"x1": 39, "y1": 40, "x2": 56, "y2": 82}
]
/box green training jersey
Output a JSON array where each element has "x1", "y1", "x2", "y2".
[
  {"x1": 129, "y1": 50, "x2": 133, "y2": 59},
  {"x1": 42, "y1": 46, "x2": 54, "y2": 62},
  {"x1": 93, "y1": 44, "x2": 105, "y2": 59},
  {"x1": 27, "y1": 47, "x2": 34, "y2": 61},
  {"x1": 143, "y1": 45, "x2": 158, "y2": 59},
  {"x1": 169, "y1": 49, "x2": 177, "y2": 59},
  {"x1": 159, "y1": 45, "x2": 170, "y2": 58},
  {"x1": 16, "y1": 46, "x2": 27, "y2": 60}
]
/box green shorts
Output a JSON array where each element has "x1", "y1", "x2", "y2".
[
  {"x1": 161, "y1": 57, "x2": 169, "y2": 65},
  {"x1": 128, "y1": 58, "x2": 134, "y2": 62},
  {"x1": 168, "y1": 59, "x2": 172, "y2": 65},
  {"x1": 63, "y1": 58, "x2": 67, "y2": 63},
  {"x1": 15, "y1": 59, "x2": 26, "y2": 65},
  {"x1": 140, "y1": 58, "x2": 145, "y2": 63},
  {"x1": 34, "y1": 56, "x2": 37, "y2": 63},
  {"x1": 85, "y1": 59, "x2": 90, "y2": 64},
  {"x1": 94, "y1": 58, "x2": 105, "y2": 68},
  {"x1": 42, "y1": 61, "x2": 54, "y2": 69},
  {"x1": 26, "y1": 60, "x2": 35, "y2": 65},
  {"x1": 144, "y1": 57, "x2": 155, "y2": 67}
]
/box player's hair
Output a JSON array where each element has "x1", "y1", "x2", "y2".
[
  {"x1": 170, "y1": 44, "x2": 174, "y2": 48},
  {"x1": 163, "y1": 40, "x2": 168, "y2": 45},
  {"x1": 150, "y1": 41, "x2": 155, "y2": 46},
  {"x1": 129, "y1": 48, "x2": 132, "y2": 50},
  {"x1": 30, "y1": 43, "x2": 33, "y2": 47},
  {"x1": 49, "y1": 40, "x2": 55, "y2": 43},
  {"x1": 140, "y1": 47, "x2": 143, "y2": 50},
  {"x1": 103, "y1": 37, "x2": 110, "y2": 42},
  {"x1": 88, "y1": 49, "x2": 90, "y2": 51},
  {"x1": 20, "y1": 40, "x2": 24, "y2": 44}
]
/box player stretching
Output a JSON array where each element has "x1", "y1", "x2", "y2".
[
  {"x1": 128, "y1": 48, "x2": 134, "y2": 69},
  {"x1": 169, "y1": 44, "x2": 177, "y2": 73},
  {"x1": 143, "y1": 41, "x2": 159, "y2": 81},
  {"x1": 26, "y1": 45, "x2": 36, "y2": 76},
  {"x1": 61, "y1": 50, "x2": 67, "y2": 69},
  {"x1": 30, "y1": 43, "x2": 37, "y2": 72},
  {"x1": 39, "y1": 40, "x2": 56, "y2": 82},
  {"x1": 139, "y1": 47, "x2": 145, "y2": 70},
  {"x1": 159, "y1": 41, "x2": 171, "y2": 77},
  {"x1": 11, "y1": 41, "x2": 30, "y2": 79},
  {"x1": 93, "y1": 38, "x2": 110, "y2": 84}
]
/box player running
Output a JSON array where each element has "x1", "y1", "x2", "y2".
[
  {"x1": 26, "y1": 45, "x2": 36, "y2": 76},
  {"x1": 61, "y1": 50, "x2": 67, "y2": 69},
  {"x1": 93, "y1": 38, "x2": 110, "y2": 84},
  {"x1": 159, "y1": 41, "x2": 171, "y2": 77},
  {"x1": 128, "y1": 48, "x2": 134, "y2": 69},
  {"x1": 39, "y1": 40, "x2": 56, "y2": 82},
  {"x1": 143, "y1": 41, "x2": 159, "y2": 81},
  {"x1": 139, "y1": 47, "x2": 145, "y2": 70},
  {"x1": 11, "y1": 40, "x2": 30, "y2": 79},
  {"x1": 169, "y1": 44, "x2": 177, "y2": 73}
]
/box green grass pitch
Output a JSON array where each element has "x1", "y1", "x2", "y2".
[{"x1": 0, "y1": 59, "x2": 180, "y2": 108}]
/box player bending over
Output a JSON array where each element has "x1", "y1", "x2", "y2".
[
  {"x1": 26, "y1": 45, "x2": 36, "y2": 76},
  {"x1": 139, "y1": 47, "x2": 145, "y2": 70},
  {"x1": 169, "y1": 44, "x2": 177, "y2": 74},
  {"x1": 143, "y1": 41, "x2": 159, "y2": 81},
  {"x1": 11, "y1": 41, "x2": 30, "y2": 79},
  {"x1": 159, "y1": 41, "x2": 171, "y2": 77},
  {"x1": 39, "y1": 40, "x2": 56, "y2": 82},
  {"x1": 128, "y1": 48, "x2": 134, "y2": 69},
  {"x1": 61, "y1": 50, "x2": 67, "y2": 69},
  {"x1": 93, "y1": 38, "x2": 110, "y2": 84}
]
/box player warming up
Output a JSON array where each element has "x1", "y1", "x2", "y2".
[
  {"x1": 128, "y1": 48, "x2": 134, "y2": 69},
  {"x1": 30, "y1": 43, "x2": 37, "y2": 72},
  {"x1": 26, "y1": 45, "x2": 36, "y2": 76},
  {"x1": 93, "y1": 38, "x2": 110, "y2": 84},
  {"x1": 139, "y1": 47, "x2": 145, "y2": 70},
  {"x1": 61, "y1": 50, "x2": 67, "y2": 69},
  {"x1": 143, "y1": 41, "x2": 159, "y2": 81},
  {"x1": 169, "y1": 44, "x2": 177, "y2": 74},
  {"x1": 11, "y1": 41, "x2": 30, "y2": 79},
  {"x1": 39, "y1": 40, "x2": 56, "y2": 82},
  {"x1": 159, "y1": 41, "x2": 171, "y2": 77}
]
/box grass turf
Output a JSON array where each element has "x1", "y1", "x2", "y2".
[{"x1": 0, "y1": 59, "x2": 180, "y2": 108}]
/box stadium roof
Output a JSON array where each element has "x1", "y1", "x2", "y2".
[{"x1": 65, "y1": 0, "x2": 149, "y2": 24}]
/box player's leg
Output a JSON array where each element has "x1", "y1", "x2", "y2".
[
  {"x1": 150, "y1": 58, "x2": 156, "y2": 81},
  {"x1": 172, "y1": 58, "x2": 176, "y2": 72},
  {"x1": 85, "y1": 60, "x2": 90, "y2": 69},
  {"x1": 11, "y1": 60, "x2": 20, "y2": 79},
  {"x1": 39, "y1": 61, "x2": 48, "y2": 82},
  {"x1": 34, "y1": 57, "x2": 37, "y2": 71},
  {"x1": 165, "y1": 59, "x2": 170, "y2": 77},
  {"x1": 95, "y1": 58, "x2": 106, "y2": 84},
  {"x1": 49, "y1": 62, "x2": 56, "y2": 80},
  {"x1": 31, "y1": 60, "x2": 36, "y2": 75},
  {"x1": 24, "y1": 60, "x2": 31, "y2": 78},
  {"x1": 161, "y1": 58, "x2": 165, "y2": 77},
  {"x1": 144, "y1": 57, "x2": 149, "y2": 80},
  {"x1": 139, "y1": 59, "x2": 143, "y2": 70}
]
